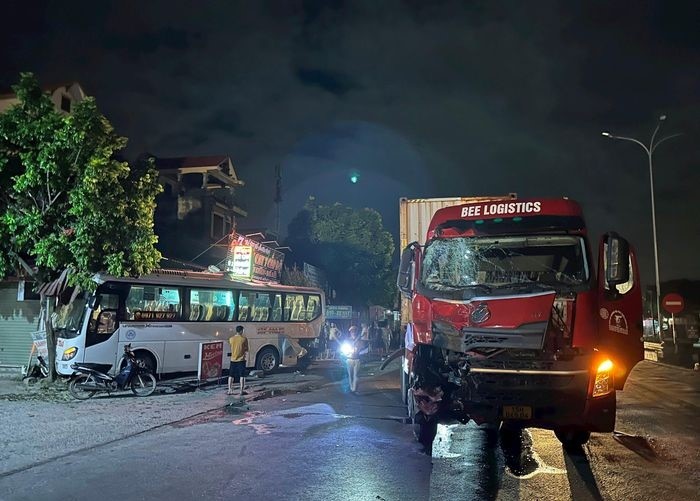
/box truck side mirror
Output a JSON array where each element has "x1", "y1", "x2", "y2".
[
  {"x1": 605, "y1": 233, "x2": 630, "y2": 286},
  {"x1": 397, "y1": 243, "x2": 418, "y2": 297}
]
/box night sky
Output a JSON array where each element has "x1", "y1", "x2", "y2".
[{"x1": 2, "y1": 1, "x2": 698, "y2": 283}]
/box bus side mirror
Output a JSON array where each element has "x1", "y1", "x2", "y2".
[
  {"x1": 397, "y1": 243, "x2": 419, "y2": 298},
  {"x1": 605, "y1": 233, "x2": 630, "y2": 287}
]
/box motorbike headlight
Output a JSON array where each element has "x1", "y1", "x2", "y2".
[
  {"x1": 62, "y1": 347, "x2": 78, "y2": 361},
  {"x1": 592, "y1": 359, "x2": 614, "y2": 397},
  {"x1": 340, "y1": 342, "x2": 354, "y2": 357}
]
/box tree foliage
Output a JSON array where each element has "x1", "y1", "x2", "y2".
[
  {"x1": 286, "y1": 199, "x2": 395, "y2": 306},
  {"x1": 0, "y1": 73, "x2": 162, "y2": 290}
]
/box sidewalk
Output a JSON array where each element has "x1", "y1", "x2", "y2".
[{"x1": 0, "y1": 364, "x2": 330, "y2": 476}]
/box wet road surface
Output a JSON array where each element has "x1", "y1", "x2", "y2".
[{"x1": 0, "y1": 360, "x2": 698, "y2": 500}]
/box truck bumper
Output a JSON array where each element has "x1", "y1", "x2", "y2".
[{"x1": 452, "y1": 369, "x2": 616, "y2": 432}]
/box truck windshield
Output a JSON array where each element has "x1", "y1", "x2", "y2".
[
  {"x1": 53, "y1": 298, "x2": 88, "y2": 339},
  {"x1": 421, "y1": 235, "x2": 588, "y2": 292}
]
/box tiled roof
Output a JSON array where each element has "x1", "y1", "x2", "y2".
[{"x1": 154, "y1": 156, "x2": 230, "y2": 170}]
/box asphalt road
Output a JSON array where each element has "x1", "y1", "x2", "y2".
[{"x1": 1, "y1": 360, "x2": 698, "y2": 501}]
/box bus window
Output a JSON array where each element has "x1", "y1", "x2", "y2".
[
  {"x1": 90, "y1": 293, "x2": 121, "y2": 334},
  {"x1": 271, "y1": 294, "x2": 283, "y2": 322},
  {"x1": 190, "y1": 289, "x2": 235, "y2": 322},
  {"x1": 127, "y1": 286, "x2": 181, "y2": 321},
  {"x1": 253, "y1": 293, "x2": 271, "y2": 321},
  {"x1": 286, "y1": 294, "x2": 306, "y2": 321},
  {"x1": 238, "y1": 291, "x2": 254, "y2": 321},
  {"x1": 306, "y1": 295, "x2": 321, "y2": 321}
]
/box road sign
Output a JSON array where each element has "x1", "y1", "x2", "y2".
[
  {"x1": 662, "y1": 293, "x2": 684, "y2": 314},
  {"x1": 326, "y1": 305, "x2": 353, "y2": 320}
]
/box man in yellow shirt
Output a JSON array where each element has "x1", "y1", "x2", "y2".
[{"x1": 228, "y1": 325, "x2": 249, "y2": 398}]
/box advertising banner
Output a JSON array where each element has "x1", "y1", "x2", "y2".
[
  {"x1": 225, "y1": 232, "x2": 284, "y2": 282},
  {"x1": 227, "y1": 245, "x2": 253, "y2": 279},
  {"x1": 30, "y1": 330, "x2": 49, "y2": 359},
  {"x1": 198, "y1": 341, "x2": 224, "y2": 382}
]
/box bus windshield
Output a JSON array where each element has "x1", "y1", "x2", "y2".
[
  {"x1": 421, "y1": 235, "x2": 589, "y2": 293},
  {"x1": 54, "y1": 298, "x2": 88, "y2": 339}
]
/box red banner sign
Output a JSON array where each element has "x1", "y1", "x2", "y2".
[{"x1": 198, "y1": 341, "x2": 224, "y2": 382}]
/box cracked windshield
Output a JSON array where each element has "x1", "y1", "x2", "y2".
[{"x1": 421, "y1": 235, "x2": 588, "y2": 292}]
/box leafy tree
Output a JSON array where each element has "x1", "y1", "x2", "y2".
[
  {"x1": 0, "y1": 73, "x2": 162, "y2": 379},
  {"x1": 286, "y1": 198, "x2": 395, "y2": 306}
]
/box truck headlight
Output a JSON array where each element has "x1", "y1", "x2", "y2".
[
  {"x1": 592, "y1": 359, "x2": 614, "y2": 397},
  {"x1": 62, "y1": 347, "x2": 78, "y2": 361}
]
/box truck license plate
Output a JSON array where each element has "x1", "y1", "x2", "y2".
[{"x1": 502, "y1": 405, "x2": 532, "y2": 419}]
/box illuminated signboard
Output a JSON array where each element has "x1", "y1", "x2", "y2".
[
  {"x1": 228, "y1": 245, "x2": 253, "y2": 279},
  {"x1": 225, "y1": 233, "x2": 285, "y2": 282}
]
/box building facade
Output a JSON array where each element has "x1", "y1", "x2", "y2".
[{"x1": 154, "y1": 156, "x2": 247, "y2": 269}]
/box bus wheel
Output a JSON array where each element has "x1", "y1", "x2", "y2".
[
  {"x1": 134, "y1": 352, "x2": 156, "y2": 376},
  {"x1": 554, "y1": 428, "x2": 591, "y2": 450},
  {"x1": 256, "y1": 348, "x2": 279, "y2": 373}
]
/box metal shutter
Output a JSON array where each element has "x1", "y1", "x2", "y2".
[{"x1": 0, "y1": 284, "x2": 42, "y2": 371}]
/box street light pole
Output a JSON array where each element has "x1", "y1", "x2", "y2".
[{"x1": 602, "y1": 116, "x2": 682, "y2": 342}]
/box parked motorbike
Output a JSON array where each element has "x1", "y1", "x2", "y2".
[
  {"x1": 68, "y1": 344, "x2": 156, "y2": 400},
  {"x1": 23, "y1": 355, "x2": 49, "y2": 381}
]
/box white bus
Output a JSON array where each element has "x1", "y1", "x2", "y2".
[{"x1": 53, "y1": 270, "x2": 325, "y2": 377}]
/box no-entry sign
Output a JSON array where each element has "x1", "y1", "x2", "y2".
[{"x1": 662, "y1": 293, "x2": 684, "y2": 314}]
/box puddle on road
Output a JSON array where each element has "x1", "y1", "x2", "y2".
[
  {"x1": 432, "y1": 425, "x2": 565, "y2": 480},
  {"x1": 249, "y1": 386, "x2": 315, "y2": 401},
  {"x1": 500, "y1": 428, "x2": 541, "y2": 477}
]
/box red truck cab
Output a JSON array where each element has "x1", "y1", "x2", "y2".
[{"x1": 397, "y1": 198, "x2": 643, "y2": 449}]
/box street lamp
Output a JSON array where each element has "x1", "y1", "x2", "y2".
[{"x1": 602, "y1": 116, "x2": 682, "y2": 341}]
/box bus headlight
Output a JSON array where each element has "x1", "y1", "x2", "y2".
[
  {"x1": 62, "y1": 347, "x2": 78, "y2": 361},
  {"x1": 592, "y1": 359, "x2": 614, "y2": 397}
]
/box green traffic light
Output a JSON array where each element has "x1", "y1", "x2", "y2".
[{"x1": 350, "y1": 174, "x2": 359, "y2": 184}]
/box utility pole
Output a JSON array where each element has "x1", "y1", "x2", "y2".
[{"x1": 274, "y1": 164, "x2": 282, "y2": 237}]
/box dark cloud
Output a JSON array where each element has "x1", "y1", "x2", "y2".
[
  {"x1": 295, "y1": 66, "x2": 359, "y2": 96},
  {"x1": 104, "y1": 28, "x2": 202, "y2": 57}
]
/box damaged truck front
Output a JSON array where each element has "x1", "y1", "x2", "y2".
[{"x1": 397, "y1": 197, "x2": 643, "y2": 450}]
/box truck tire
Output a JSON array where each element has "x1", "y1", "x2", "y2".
[
  {"x1": 413, "y1": 412, "x2": 438, "y2": 453},
  {"x1": 554, "y1": 428, "x2": 591, "y2": 450}
]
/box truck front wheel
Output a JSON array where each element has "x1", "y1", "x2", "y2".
[
  {"x1": 554, "y1": 428, "x2": 591, "y2": 450},
  {"x1": 413, "y1": 412, "x2": 438, "y2": 453}
]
